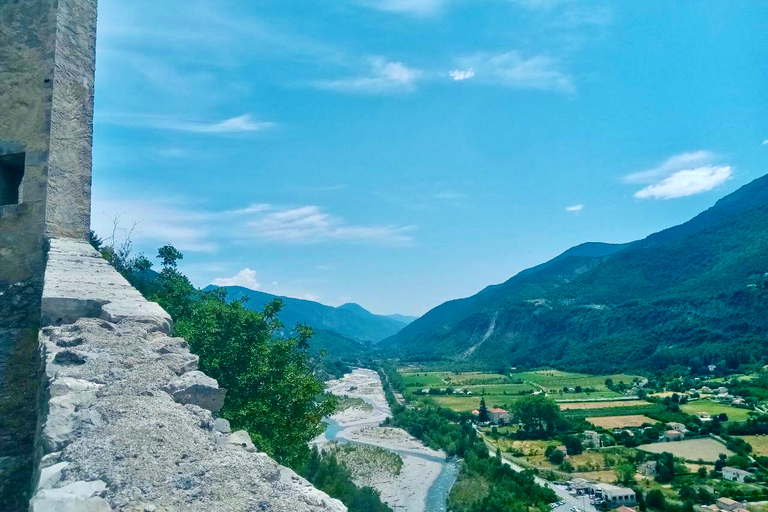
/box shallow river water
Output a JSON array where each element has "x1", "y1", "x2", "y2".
[{"x1": 318, "y1": 369, "x2": 460, "y2": 512}]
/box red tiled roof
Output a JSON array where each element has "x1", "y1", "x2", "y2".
[{"x1": 489, "y1": 408, "x2": 508, "y2": 413}]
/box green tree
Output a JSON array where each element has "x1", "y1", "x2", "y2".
[
  {"x1": 148, "y1": 246, "x2": 336, "y2": 467},
  {"x1": 562, "y1": 435, "x2": 583, "y2": 455},
  {"x1": 509, "y1": 395, "x2": 561, "y2": 438},
  {"x1": 549, "y1": 450, "x2": 565, "y2": 465},
  {"x1": 616, "y1": 464, "x2": 636, "y2": 485},
  {"x1": 646, "y1": 489, "x2": 665, "y2": 510},
  {"x1": 157, "y1": 244, "x2": 183, "y2": 267},
  {"x1": 478, "y1": 397, "x2": 490, "y2": 422}
]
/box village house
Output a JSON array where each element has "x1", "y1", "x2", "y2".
[
  {"x1": 638, "y1": 461, "x2": 658, "y2": 477},
  {"x1": 664, "y1": 430, "x2": 685, "y2": 442},
  {"x1": 594, "y1": 484, "x2": 637, "y2": 507},
  {"x1": 569, "y1": 478, "x2": 591, "y2": 492},
  {"x1": 583, "y1": 430, "x2": 601, "y2": 448},
  {"x1": 716, "y1": 497, "x2": 743, "y2": 511},
  {"x1": 556, "y1": 446, "x2": 569, "y2": 458},
  {"x1": 667, "y1": 422, "x2": 687, "y2": 433},
  {"x1": 489, "y1": 408, "x2": 510, "y2": 424},
  {"x1": 722, "y1": 467, "x2": 751, "y2": 483}
]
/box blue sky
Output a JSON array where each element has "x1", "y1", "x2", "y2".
[{"x1": 91, "y1": 0, "x2": 767, "y2": 316}]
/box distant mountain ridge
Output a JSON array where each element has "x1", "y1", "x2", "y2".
[
  {"x1": 383, "y1": 174, "x2": 768, "y2": 373},
  {"x1": 205, "y1": 285, "x2": 411, "y2": 344}
]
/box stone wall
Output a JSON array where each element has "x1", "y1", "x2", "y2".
[
  {"x1": 30, "y1": 238, "x2": 347, "y2": 512},
  {"x1": 46, "y1": 0, "x2": 97, "y2": 240}
]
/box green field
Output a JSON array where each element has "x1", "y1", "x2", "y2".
[
  {"x1": 637, "y1": 438, "x2": 734, "y2": 462},
  {"x1": 401, "y1": 372, "x2": 447, "y2": 388},
  {"x1": 680, "y1": 399, "x2": 753, "y2": 422},
  {"x1": 736, "y1": 435, "x2": 768, "y2": 457},
  {"x1": 514, "y1": 370, "x2": 641, "y2": 393},
  {"x1": 402, "y1": 368, "x2": 644, "y2": 413}
]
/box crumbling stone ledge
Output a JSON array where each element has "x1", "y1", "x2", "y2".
[{"x1": 31, "y1": 238, "x2": 346, "y2": 512}]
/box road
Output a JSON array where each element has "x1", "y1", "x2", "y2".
[
  {"x1": 499, "y1": 454, "x2": 598, "y2": 512},
  {"x1": 477, "y1": 430, "x2": 598, "y2": 512}
]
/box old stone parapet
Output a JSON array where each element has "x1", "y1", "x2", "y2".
[{"x1": 31, "y1": 238, "x2": 347, "y2": 512}]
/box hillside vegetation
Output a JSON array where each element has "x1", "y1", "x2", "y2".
[
  {"x1": 383, "y1": 174, "x2": 768, "y2": 373},
  {"x1": 208, "y1": 285, "x2": 410, "y2": 345}
]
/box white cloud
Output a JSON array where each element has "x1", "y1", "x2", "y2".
[
  {"x1": 224, "y1": 203, "x2": 272, "y2": 215},
  {"x1": 634, "y1": 166, "x2": 732, "y2": 200},
  {"x1": 212, "y1": 268, "x2": 260, "y2": 289},
  {"x1": 623, "y1": 150, "x2": 716, "y2": 184},
  {"x1": 313, "y1": 58, "x2": 421, "y2": 94},
  {"x1": 247, "y1": 205, "x2": 415, "y2": 244},
  {"x1": 454, "y1": 51, "x2": 574, "y2": 93},
  {"x1": 92, "y1": 193, "x2": 415, "y2": 253},
  {"x1": 623, "y1": 151, "x2": 732, "y2": 200},
  {"x1": 356, "y1": 0, "x2": 445, "y2": 16},
  {"x1": 98, "y1": 113, "x2": 275, "y2": 134},
  {"x1": 91, "y1": 196, "x2": 219, "y2": 253},
  {"x1": 566, "y1": 204, "x2": 584, "y2": 212},
  {"x1": 762, "y1": 140, "x2": 768, "y2": 145},
  {"x1": 449, "y1": 69, "x2": 475, "y2": 81}
]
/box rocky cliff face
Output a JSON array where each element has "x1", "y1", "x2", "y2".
[{"x1": 31, "y1": 239, "x2": 346, "y2": 512}]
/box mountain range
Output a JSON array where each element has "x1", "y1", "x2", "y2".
[
  {"x1": 382, "y1": 174, "x2": 768, "y2": 373},
  {"x1": 204, "y1": 285, "x2": 414, "y2": 357}
]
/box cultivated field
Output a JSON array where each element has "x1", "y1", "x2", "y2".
[
  {"x1": 637, "y1": 438, "x2": 734, "y2": 462},
  {"x1": 513, "y1": 370, "x2": 641, "y2": 394},
  {"x1": 736, "y1": 435, "x2": 768, "y2": 457},
  {"x1": 586, "y1": 415, "x2": 657, "y2": 428},
  {"x1": 680, "y1": 400, "x2": 752, "y2": 422},
  {"x1": 572, "y1": 471, "x2": 617, "y2": 483},
  {"x1": 401, "y1": 368, "x2": 644, "y2": 413},
  {"x1": 559, "y1": 400, "x2": 651, "y2": 411}
]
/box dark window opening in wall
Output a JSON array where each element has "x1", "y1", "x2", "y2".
[{"x1": 0, "y1": 152, "x2": 25, "y2": 205}]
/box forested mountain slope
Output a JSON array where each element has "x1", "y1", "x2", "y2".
[
  {"x1": 206, "y1": 286, "x2": 409, "y2": 344},
  {"x1": 382, "y1": 174, "x2": 768, "y2": 373}
]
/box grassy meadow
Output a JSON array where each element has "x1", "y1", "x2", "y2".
[
  {"x1": 400, "y1": 368, "x2": 645, "y2": 414},
  {"x1": 680, "y1": 399, "x2": 753, "y2": 422}
]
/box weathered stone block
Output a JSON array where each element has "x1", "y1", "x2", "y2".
[{"x1": 162, "y1": 371, "x2": 226, "y2": 413}]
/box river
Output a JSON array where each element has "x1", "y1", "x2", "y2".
[{"x1": 314, "y1": 368, "x2": 460, "y2": 512}]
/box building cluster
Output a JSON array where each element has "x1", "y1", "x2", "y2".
[
  {"x1": 702, "y1": 497, "x2": 751, "y2": 512},
  {"x1": 471, "y1": 407, "x2": 510, "y2": 424},
  {"x1": 567, "y1": 479, "x2": 637, "y2": 508}
]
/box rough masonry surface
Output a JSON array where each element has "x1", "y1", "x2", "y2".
[{"x1": 32, "y1": 239, "x2": 347, "y2": 512}]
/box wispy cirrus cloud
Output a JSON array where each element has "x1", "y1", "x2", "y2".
[
  {"x1": 623, "y1": 150, "x2": 715, "y2": 184},
  {"x1": 247, "y1": 206, "x2": 415, "y2": 245},
  {"x1": 355, "y1": 0, "x2": 445, "y2": 16},
  {"x1": 566, "y1": 204, "x2": 584, "y2": 212},
  {"x1": 92, "y1": 194, "x2": 416, "y2": 253},
  {"x1": 624, "y1": 151, "x2": 733, "y2": 200},
  {"x1": 451, "y1": 51, "x2": 574, "y2": 93},
  {"x1": 98, "y1": 113, "x2": 275, "y2": 134},
  {"x1": 313, "y1": 58, "x2": 422, "y2": 94},
  {"x1": 224, "y1": 203, "x2": 272, "y2": 215},
  {"x1": 91, "y1": 196, "x2": 219, "y2": 253}
]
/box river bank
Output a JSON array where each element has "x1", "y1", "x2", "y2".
[{"x1": 314, "y1": 368, "x2": 458, "y2": 512}]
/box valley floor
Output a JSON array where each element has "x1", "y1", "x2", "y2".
[{"x1": 313, "y1": 368, "x2": 449, "y2": 512}]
